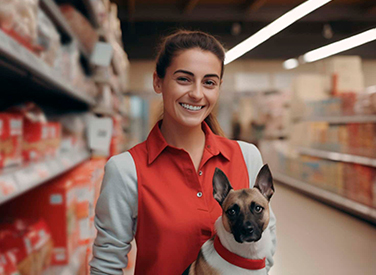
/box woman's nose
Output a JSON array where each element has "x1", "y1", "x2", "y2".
[{"x1": 188, "y1": 84, "x2": 204, "y2": 100}]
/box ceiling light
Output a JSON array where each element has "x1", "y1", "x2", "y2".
[
  {"x1": 224, "y1": 0, "x2": 332, "y2": 65},
  {"x1": 283, "y1": 58, "x2": 299, "y2": 70},
  {"x1": 303, "y1": 28, "x2": 376, "y2": 63}
]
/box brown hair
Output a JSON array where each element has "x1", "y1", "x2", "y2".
[{"x1": 155, "y1": 30, "x2": 226, "y2": 137}]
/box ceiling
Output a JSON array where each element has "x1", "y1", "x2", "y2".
[{"x1": 113, "y1": 0, "x2": 376, "y2": 60}]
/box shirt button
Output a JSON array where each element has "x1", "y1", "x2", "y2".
[
  {"x1": 197, "y1": 192, "x2": 203, "y2": 198},
  {"x1": 199, "y1": 171, "x2": 203, "y2": 176}
]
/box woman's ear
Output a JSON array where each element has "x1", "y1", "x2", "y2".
[{"x1": 153, "y1": 71, "x2": 162, "y2": 94}]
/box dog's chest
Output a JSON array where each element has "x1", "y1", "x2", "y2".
[{"x1": 201, "y1": 240, "x2": 267, "y2": 275}]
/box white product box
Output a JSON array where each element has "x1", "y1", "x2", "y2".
[
  {"x1": 323, "y1": 56, "x2": 363, "y2": 75},
  {"x1": 293, "y1": 74, "x2": 328, "y2": 101}
]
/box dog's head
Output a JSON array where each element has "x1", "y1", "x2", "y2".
[{"x1": 213, "y1": 164, "x2": 274, "y2": 243}]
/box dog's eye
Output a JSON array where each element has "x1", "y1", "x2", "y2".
[
  {"x1": 227, "y1": 209, "x2": 236, "y2": 216},
  {"x1": 255, "y1": 206, "x2": 263, "y2": 213}
]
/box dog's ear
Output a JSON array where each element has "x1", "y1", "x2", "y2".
[
  {"x1": 213, "y1": 168, "x2": 233, "y2": 206},
  {"x1": 254, "y1": 164, "x2": 274, "y2": 201}
]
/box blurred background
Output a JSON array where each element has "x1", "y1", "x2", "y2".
[{"x1": 0, "y1": 0, "x2": 375, "y2": 274}]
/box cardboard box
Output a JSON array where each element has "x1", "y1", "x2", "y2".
[
  {"x1": 0, "y1": 113, "x2": 23, "y2": 168},
  {"x1": 2, "y1": 176, "x2": 79, "y2": 266},
  {"x1": 22, "y1": 118, "x2": 48, "y2": 162},
  {"x1": 323, "y1": 56, "x2": 363, "y2": 76},
  {"x1": 293, "y1": 74, "x2": 328, "y2": 102}
]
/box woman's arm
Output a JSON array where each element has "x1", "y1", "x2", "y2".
[
  {"x1": 237, "y1": 141, "x2": 277, "y2": 273},
  {"x1": 90, "y1": 152, "x2": 138, "y2": 275}
]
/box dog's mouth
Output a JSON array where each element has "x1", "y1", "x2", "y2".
[{"x1": 234, "y1": 231, "x2": 262, "y2": 243}]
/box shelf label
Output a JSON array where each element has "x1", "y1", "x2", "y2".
[
  {"x1": 0, "y1": 175, "x2": 18, "y2": 197},
  {"x1": 14, "y1": 167, "x2": 37, "y2": 189}
]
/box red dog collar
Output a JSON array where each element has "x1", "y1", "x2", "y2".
[{"x1": 213, "y1": 236, "x2": 266, "y2": 270}]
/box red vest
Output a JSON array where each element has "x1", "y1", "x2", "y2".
[{"x1": 129, "y1": 122, "x2": 249, "y2": 274}]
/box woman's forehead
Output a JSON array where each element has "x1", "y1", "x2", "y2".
[{"x1": 168, "y1": 48, "x2": 222, "y2": 75}]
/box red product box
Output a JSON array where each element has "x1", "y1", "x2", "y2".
[
  {"x1": 0, "y1": 219, "x2": 53, "y2": 275},
  {"x1": 45, "y1": 122, "x2": 61, "y2": 158},
  {"x1": 2, "y1": 176, "x2": 79, "y2": 266},
  {"x1": 0, "y1": 113, "x2": 23, "y2": 168},
  {"x1": 0, "y1": 250, "x2": 19, "y2": 275},
  {"x1": 23, "y1": 118, "x2": 49, "y2": 162},
  {"x1": 71, "y1": 163, "x2": 91, "y2": 246}
]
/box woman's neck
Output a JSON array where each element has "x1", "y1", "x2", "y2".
[{"x1": 160, "y1": 118, "x2": 206, "y2": 170}]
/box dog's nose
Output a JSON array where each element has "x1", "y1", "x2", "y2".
[{"x1": 242, "y1": 225, "x2": 254, "y2": 235}]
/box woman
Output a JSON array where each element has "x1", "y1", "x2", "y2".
[{"x1": 90, "y1": 30, "x2": 276, "y2": 275}]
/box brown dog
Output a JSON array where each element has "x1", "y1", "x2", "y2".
[{"x1": 185, "y1": 164, "x2": 274, "y2": 275}]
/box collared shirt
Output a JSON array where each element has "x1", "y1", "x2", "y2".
[{"x1": 90, "y1": 121, "x2": 276, "y2": 275}]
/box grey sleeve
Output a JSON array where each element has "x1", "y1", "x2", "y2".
[
  {"x1": 90, "y1": 152, "x2": 138, "y2": 275},
  {"x1": 237, "y1": 141, "x2": 277, "y2": 273}
]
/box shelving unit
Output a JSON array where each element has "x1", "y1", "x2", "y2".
[
  {"x1": 40, "y1": 0, "x2": 91, "y2": 59},
  {"x1": 273, "y1": 171, "x2": 376, "y2": 225},
  {"x1": 0, "y1": 150, "x2": 90, "y2": 205},
  {"x1": 303, "y1": 115, "x2": 376, "y2": 124},
  {"x1": 0, "y1": 29, "x2": 95, "y2": 109},
  {"x1": 298, "y1": 147, "x2": 376, "y2": 167}
]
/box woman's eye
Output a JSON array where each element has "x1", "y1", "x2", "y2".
[
  {"x1": 177, "y1": 77, "x2": 190, "y2": 82},
  {"x1": 204, "y1": 80, "x2": 216, "y2": 86},
  {"x1": 255, "y1": 206, "x2": 263, "y2": 213}
]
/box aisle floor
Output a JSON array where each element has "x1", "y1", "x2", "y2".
[
  {"x1": 124, "y1": 183, "x2": 376, "y2": 275},
  {"x1": 269, "y1": 183, "x2": 376, "y2": 275}
]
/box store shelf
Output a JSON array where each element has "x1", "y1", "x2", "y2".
[
  {"x1": 0, "y1": 150, "x2": 90, "y2": 206},
  {"x1": 40, "y1": 0, "x2": 90, "y2": 59},
  {"x1": 298, "y1": 147, "x2": 376, "y2": 167},
  {"x1": 303, "y1": 115, "x2": 376, "y2": 123},
  {"x1": 0, "y1": 29, "x2": 95, "y2": 107},
  {"x1": 273, "y1": 171, "x2": 376, "y2": 225},
  {"x1": 43, "y1": 245, "x2": 86, "y2": 275}
]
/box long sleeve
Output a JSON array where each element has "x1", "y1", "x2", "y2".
[
  {"x1": 90, "y1": 152, "x2": 138, "y2": 275},
  {"x1": 237, "y1": 141, "x2": 277, "y2": 273}
]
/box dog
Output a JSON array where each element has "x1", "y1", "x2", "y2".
[{"x1": 185, "y1": 164, "x2": 274, "y2": 275}]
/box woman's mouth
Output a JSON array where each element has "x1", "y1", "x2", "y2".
[{"x1": 179, "y1": 103, "x2": 205, "y2": 111}]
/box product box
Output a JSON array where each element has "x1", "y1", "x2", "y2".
[
  {"x1": 293, "y1": 74, "x2": 328, "y2": 102},
  {"x1": 22, "y1": 118, "x2": 49, "y2": 162},
  {"x1": 2, "y1": 176, "x2": 79, "y2": 266},
  {"x1": 0, "y1": 250, "x2": 20, "y2": 275},
  {"x1": 0, "y1": 219, "x2": 53, "y2": 275},
  {"x1": 0, "y1": 113, "x2": 23, "y2": 168},
  {"x1": 46, "y1": 122, "x2": 62, "y2": 158},
  {"x1": 71, "y1": 163, "x2": 91, "y2": 246}
]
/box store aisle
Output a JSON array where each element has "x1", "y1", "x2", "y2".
[{"x1": 269, "y1": 183, "x2": 376, "y2": 275}]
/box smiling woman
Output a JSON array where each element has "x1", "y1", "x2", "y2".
[{"x1": 90, "y1": 30, "x2": 276, "y2": 275}]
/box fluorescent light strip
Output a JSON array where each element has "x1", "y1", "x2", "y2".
[
  {"x1": 303, "y1": 28, "x2": 376, "y2": 63},
  {"x1": 224, "y1": 0, "x2": 332, "y2": 65},
  {"x1": 283, "y1": 58, "x2": 299, "y2": 70}
]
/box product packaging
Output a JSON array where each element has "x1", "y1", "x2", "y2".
[{"x1": 0, "y1": 113, "x2": 23, "y2": 168}]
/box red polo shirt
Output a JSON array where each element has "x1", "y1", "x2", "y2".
[{"x1": 128, "y1": 121, "x2": 250, "y2": 275}]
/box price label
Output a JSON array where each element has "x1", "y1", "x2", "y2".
[
  {"x1": 35, "y1": 163, "x2": 50, "y2": 179},
  {"x1": 14, "y1": 167, "x2": 37, "y2": 189},
  {"x1": 0, "y1": 175, "x2": 18, "y2": 197},
  {"x1": 47, "y1": 160, "x2": 61, "y2": 175}
]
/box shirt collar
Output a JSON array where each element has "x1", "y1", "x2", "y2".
[{"x1": 146, "y1": 120, "x2": 231, "y2": 165}]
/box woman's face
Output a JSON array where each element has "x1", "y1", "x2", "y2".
[{"x1": 154, "y1": 48, "x2": 222, "y2": 129}]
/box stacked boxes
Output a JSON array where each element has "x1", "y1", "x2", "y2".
[{"x1": 0, "y1": 113, "x2": 23, "y2": 168}]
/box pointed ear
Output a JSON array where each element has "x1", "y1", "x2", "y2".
[
  {"x1": 254, "y1": 164, "x2": 274, "y2": 201},
  {"x1": 153, "y1": 71, "x2": 162, "y2": 94},
  {"x1": 213, "y1": 168, "x2": 233, "y2": 206}
]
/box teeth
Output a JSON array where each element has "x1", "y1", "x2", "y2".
[{"x1": 181, "y1": 103, "x2": 203, "y2": 111}]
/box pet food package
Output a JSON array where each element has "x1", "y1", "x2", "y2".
[
  {"x1": 0, "y1": 250, "x2": 20, "y2": 275},
  {"x1": 0, "y1": 113, "x2": 23, "y2": 168},
  {"x1": 0, "y1": 0, "x2": 40, "y2": 51},
  {"x1": 59, "y1": 5, "x2": 98, "y2": 54},
  {"x1": 1, "y1": 175, "x2": 79, "y2": 266},
  {"x1": 0, "y1": 218, "x2": 53, "y2": 275}
]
